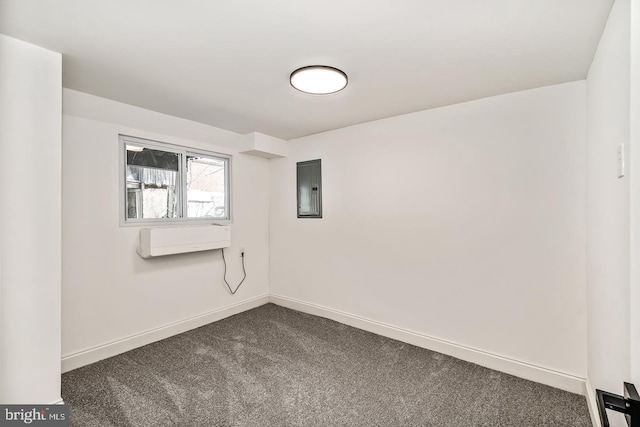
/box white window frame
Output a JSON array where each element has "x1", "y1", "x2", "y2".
[{"x1": 119, "y1": 134, "x2": 232, "y2": 226}]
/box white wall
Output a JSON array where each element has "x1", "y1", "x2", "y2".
[
  {"x1": 0, "y1": 35, "x2": 62, "y2": 404},
  {"x1": 270, "y1": 82, "x2": 587, "y2": 392},
  {"x1": 586, "y1": 0, "x2": 637, "y2": 425},
  {"x1": 61, "y1": 90, "x2": 270, "y2": 371},
  {"x1": 630, "y1": 0, "x2": 640, "y2": 389},
  {"x1": 586, "y1": 1, "x2": 631, "y2": 425}
]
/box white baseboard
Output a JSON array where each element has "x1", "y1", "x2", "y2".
[
  {"x1": 269, "y1": 294, "x2": 586, "y2": 395},
  {"x1": 61, "y1": 294, "x2": 269, "y2": 373},
  {"x1": 585, "y1": 378, "x2": 602, "y2": 427},
  {"x1": 61, "y1": 292, "x2": 587, "y2": 397},
  {"x1": 51, "y1": 399, "x2": 65, "y2": 405}
]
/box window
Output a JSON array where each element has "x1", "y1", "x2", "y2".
[{"x1": 121, "y1": 135, "x2": 230, "y2": 224}]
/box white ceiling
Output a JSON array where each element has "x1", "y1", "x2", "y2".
[{"x1": 0, "y1": 0, "x2": 613, "y2": 140}]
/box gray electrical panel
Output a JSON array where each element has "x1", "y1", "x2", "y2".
[{"x1": 297, "y1": 159, "x2": 322, "y2": 218}]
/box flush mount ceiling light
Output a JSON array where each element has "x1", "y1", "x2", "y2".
[{"x1": 290, "y1": 65, "x2": 348, "y2": 95}]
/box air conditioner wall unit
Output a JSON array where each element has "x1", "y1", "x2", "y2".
[{"x1": 137, "y1": 225, "x2": 231, "y2": 259}]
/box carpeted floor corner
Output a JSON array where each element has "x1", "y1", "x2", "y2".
[{"x1": 62, "y1": 303, "x2": 592, "y2": 426}]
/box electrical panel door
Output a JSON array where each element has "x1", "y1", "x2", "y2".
[{"x1": 297, "y1": 159, "x2": 322, "y2": 218}]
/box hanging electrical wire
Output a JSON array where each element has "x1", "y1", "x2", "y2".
[{"x1": 221, "y1": 248, "x2": 246, "y2": 295}]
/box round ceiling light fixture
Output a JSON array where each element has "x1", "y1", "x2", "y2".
[{"x1": 290, "y1": 65, "x2": 348, "y2": 95}]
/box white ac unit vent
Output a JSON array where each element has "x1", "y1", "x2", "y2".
[{"x1": 137, "y1": 225, "x2": 231, "y2": 259}]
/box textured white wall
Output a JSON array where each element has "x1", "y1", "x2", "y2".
[
  {"x1": 61, "y1": 90, "x2": 270, "y2": 365},
  {"x1": 0, "y1": 35, "x2": 62, "y2": 403},
  {"x1": 586, "y1": 0, "x2": 632, "y2": 425},
  {"x1": 270, "y1": 82, "x2": 587, "y2": 381}
]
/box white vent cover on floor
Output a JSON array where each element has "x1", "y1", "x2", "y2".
[{"x1": 137, "y1": 225, "x2": 231, "y2": 259}]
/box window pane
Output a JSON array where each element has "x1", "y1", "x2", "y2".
[
  {"x1": 126, "y1": 147, "x2": 179, "y2": 219},
  {"x1": 186, "y1": 155, "x2": 227, "y2": 218}
]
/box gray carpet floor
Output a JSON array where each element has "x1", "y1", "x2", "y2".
[{"x1": 62, "y1": 304, "x2": 592, "y2": 426}]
